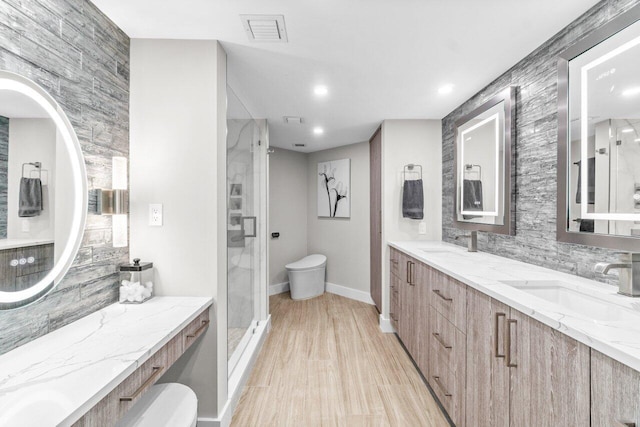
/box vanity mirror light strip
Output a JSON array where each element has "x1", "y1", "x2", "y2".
[
  {"x1": 580, "y1": 33, "x2": 640, "y2": 221},
  {"x1": 459, "y1": 112, "x2": 500, "y2": 217}
]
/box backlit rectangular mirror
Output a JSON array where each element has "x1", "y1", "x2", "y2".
[
  {"x1": 558, "y1": 4, "x2": 640, "y2": 251},
  {"x1": 453, "y1": 86, "x2": 515, "y2": 235}
]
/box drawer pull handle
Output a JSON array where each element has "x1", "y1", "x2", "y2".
[
  {"x1": 432, "y1": 376, "x2": 452, "y2": 397},
  {"x1": 495, "y1": 312, "x2": 506, "y2": 358},
  {"x1": 120, "y1": 366, "x2": 164, "y2": 402},
  {"x1": 432, "y1": 289, "x2": 453, "y2": 302},
  {"x1": 432, "y1": 332, "x2": 452, "y2": 350},
  {"x1": 614, "y1": 421, "x2": 635, "y2": 427},
  {"x1": 406, "y1": 261, "x2": 411, "y2": 283},
  {"x1": 186, "y1": 319, "x2": 210, "y2": 339},
  {"x1": 506, "y1": 319, "x2": 517, "y2": 368}
]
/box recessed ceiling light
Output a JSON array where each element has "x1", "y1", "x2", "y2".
[
  {"x1": 438, "y1": 84, "x2": 454, "y2": 95},
  {"x1": 313, "y1": 127, "x2": 324, "y2": 135},
  {"x1": 622, "y1": 87, "x2": 640, "y2": 97},
  {"x1": 314, "y1": 85, "x2": 328, "y2": 96},
  {"x1": 622, "y1": 128, "x2": 634, "y2": 133}
]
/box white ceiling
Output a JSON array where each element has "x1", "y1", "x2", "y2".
[{"x1": 92, "y1": 0, "x2": 600, "y2": 152}]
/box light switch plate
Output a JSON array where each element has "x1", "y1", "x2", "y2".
[{"x1": 149, "y1": 204, "x2": 163, "y2": 226}]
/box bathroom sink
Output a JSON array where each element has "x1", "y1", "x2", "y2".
[
  {"x1": 419, "y1": 248, "x2": 455, "y2": 254},
  {"x1": 499, "y1": 280, "x2": 640, "y2": 323}
]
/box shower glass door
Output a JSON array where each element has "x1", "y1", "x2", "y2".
[{"x1": 226, "y1": 86, "x2": 263, "y2": 375}]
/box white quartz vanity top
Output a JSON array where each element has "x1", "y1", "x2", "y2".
[
  {"x1": 390, "y1": 241, "x2": 640, "y2": 373},
  {"x1": 0, "y1": 296, "x2": 212, "y2": 427},
  {"x1": 0, "y1": 238, "x2": 54, "y2": 250}
]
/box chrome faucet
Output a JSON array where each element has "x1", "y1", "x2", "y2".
[
  {"x1": 455, "y1": 230, "x2": 477, "y2": 252},
  {"x1": 594, "y1": 253, "x2": 640, "y2": 297}
]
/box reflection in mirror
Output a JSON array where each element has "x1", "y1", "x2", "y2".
[
  {"x1": 564, "y1": 8, "x2": 640, "y2": 243},
  {"x1": 453, "y1": 87, "x2": 514, "y2": 235},
  {"x1": 0, "y1": 71, "x2": 86, "y2": 309}
]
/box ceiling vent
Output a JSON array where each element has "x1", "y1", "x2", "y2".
[
  {"x1": 283, "y1": 116, "x2": 303, "y2": 124},
  {"x1": 241, "y1": 15, "x2": 288, "y2": 42},
  {"x1": 293, "y1": 143, "x2": 306, "y2": 148}
]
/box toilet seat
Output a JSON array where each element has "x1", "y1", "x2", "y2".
[
  {"x1": 116, "y1": 383, "x2": 197, "y2": 427},
  {"x1": 285, "y1": 254, "x2": 326, "y2": 271}
]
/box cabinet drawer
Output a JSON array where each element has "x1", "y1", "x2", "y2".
[
  {"x1": 184, "y1": 309, "x2": 210, "y2": 351},
  {"x1": 390, "y1": 275, "x2": 399, "y2": 329},
  {"x1": 429, "y1": 354, "x2": 465, "y2": 427},
  {"x1": 429, "y1": 309, "x2": 466, "y2": 426},
  {"x1": 429, "y1": 268, "x2": 467, "y2": 332},
  {"x1": 390, "y1": 248, "x2": 401, "y2": 278},
  {"x1": 429, "y1": 309, "x2": 466, "y2": 380},
  {"x1": 74, "y1": 343, "x2": 169, "y2": 426}
]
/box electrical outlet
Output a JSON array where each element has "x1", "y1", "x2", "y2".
[
  {"x1": 149, "y1": 204, "x2": 163, "y2": 226},
  {"x1": 418, "y1": 221, "x2": 427, "y2": 235}
]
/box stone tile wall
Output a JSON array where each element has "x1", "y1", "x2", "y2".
[
  {"x1": 442, "y1": 0, "x2": 640, "y2": 286},
  {"x1": 0, "y1": 0, "x2": 129, "y2": 354}
]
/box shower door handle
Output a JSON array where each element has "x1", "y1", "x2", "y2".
[{"x1": 242, "y1": 216, "x2": 257, "y2": 238}]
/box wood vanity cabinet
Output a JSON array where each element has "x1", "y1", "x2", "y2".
[
  {"x1": 389, "y1": 248, "x2": 430, "y2": 371},
  {"x1": 591, "y1": 349, "x2": 640, "y2": 427},
  {"x1": 465, "y1": 287, "x2": 590, "y2": 427},
  {"x1": 74, "y1": 310, "x2": 210, "y2": 426},
  {"x1": 427, "y1": 264, "x2": 466, "y2": 426},
  {"x1": 398, "y1": 253, "x2": 419, "y2": 357}
]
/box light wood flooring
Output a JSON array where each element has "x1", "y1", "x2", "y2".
[{"x1": 230, "y1": 292, "x2": 450, "y2": 426}]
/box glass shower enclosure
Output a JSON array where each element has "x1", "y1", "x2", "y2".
[{"x1": 226, "y1": 85, "x2": 266, "y2": 376}]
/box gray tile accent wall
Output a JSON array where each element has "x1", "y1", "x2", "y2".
[
  {"x1": 0, "y1": 116, "x2": 8, "y2": 239},
  {"x1": 0, "y1": 0, "x2": 129, "y2": 355},
  {"x1": 442, "y1": 0, "x2": 640, "y2": 286}
]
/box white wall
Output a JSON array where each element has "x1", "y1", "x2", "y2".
[
  {"x1": 7, "y1": 118, "x2": 56, "y2": 240},
  {"x1": 268, "y1": 148, "x2": 308, "y2": 286},
  {"x1": 306, "y1": 142, "x2": 370, "y2": 293},
  {"x1": 129, "y1": 39, "x2": 227, "y2": 421},
  {"x1": 381, "y1": 120, "x2": 442, "y2": 321}
]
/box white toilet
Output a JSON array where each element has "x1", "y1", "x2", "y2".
[
  {"x1": 286, "y1": 254, "x2": 327, "y2": 300},
  {"x1": 116, "y1": 383, "x2": 198, "y2": 427}
]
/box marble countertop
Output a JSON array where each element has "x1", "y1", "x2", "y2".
[
  {"x1": 390, "y1": 241, "x2": 640, "y2": 373},
  {"x1": 0, "y1": 238, "x2": 54, "y2": 250},
  {"x1": 0, "y1": 296, "x2": 212, "y2": 427}
]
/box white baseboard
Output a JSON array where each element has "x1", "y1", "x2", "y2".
[
  {"x1": 326, "y1": 282, "x2": 374, "y2": 305},
  {"x1": 379, "y1": 314, "x2": 395, "y2": 333},
  {"x1": 199, "y1": 316, "x2": 271, "y2": 427},
  {"x1": 269, "y1": 282, "x2": 289, "y2": 295},
  {"x1": 271, "y1": 280, "x2": 373, "y2": 305}
]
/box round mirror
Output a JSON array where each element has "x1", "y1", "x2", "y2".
[{"x1": 0, "y1": 71, "x2": 87, "y2": 309}]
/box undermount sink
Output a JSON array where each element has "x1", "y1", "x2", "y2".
[
  {"x1": 419, "y1": 247, "x2": 456, "y2": 253},
  {"x1": 499, "y1": 280, "x2": 640, "y2": 323}
]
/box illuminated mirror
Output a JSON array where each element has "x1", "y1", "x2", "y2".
[
  {"x1": 558, "y1": 4, "x2": 640, "y2": 250},
  {"x1": 0, "y1": 71, "x2": 87, "y2": 309},
  {"x1": 453, "y1": 87, "x2": 515, "y2": 235}
]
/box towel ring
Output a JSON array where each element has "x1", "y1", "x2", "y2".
[
  {"x1": 22, "y1": 162, "x2": 42, "y2": 179},
  {"x1": 403, "y1": 164, "x2": 422, "y2": 183}
]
